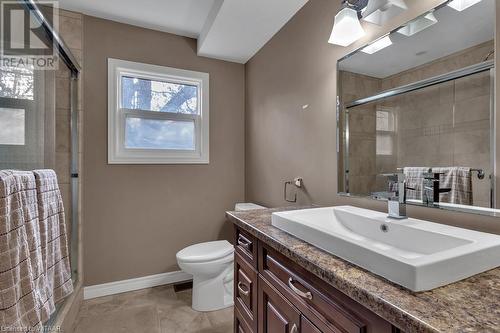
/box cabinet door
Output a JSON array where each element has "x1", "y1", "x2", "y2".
[
  {"x1": 259, "y1": 276, "x2": 301, "y2": 333},
  {"x1": 235, "y1": 305, "x2": 254, "y2": 333},
  {"x1": 235, "y1": 252, "x2": 258, "y2": 331}
]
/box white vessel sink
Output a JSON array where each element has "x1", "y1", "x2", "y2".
[{"x1": 271, "y1": 206, "x2": 500, "y2": 291}]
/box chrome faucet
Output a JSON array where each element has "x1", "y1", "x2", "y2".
[{"x1": 381, "y1": 171, "x2": 407, "y2": 219}]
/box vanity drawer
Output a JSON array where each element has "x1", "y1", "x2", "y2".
[
  {"x1": 234, "y1": 226, "x2": 258, "y2": 268},
  {"x1": 235, "y1": 252, "x2": 258, "y2": 332},
  {"x1": 235, "y1": 305, "x2": 254, "y2": 333},
  {"x1": 259, "y1": 244, "x2": 370, "y2": 333}
]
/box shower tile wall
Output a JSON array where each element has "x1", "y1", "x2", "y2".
[{"x1": 343, "y1": 41, "x2": 493, "y2": 207}]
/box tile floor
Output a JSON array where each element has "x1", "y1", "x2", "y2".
[{"x1": 74, "y1": 286, "x2": 234, "y2": 332}]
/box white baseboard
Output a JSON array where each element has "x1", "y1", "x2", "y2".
[{"x1": 83, "y1": 271, "x2": 192, "y2": 300}]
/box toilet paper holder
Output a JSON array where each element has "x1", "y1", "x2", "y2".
[{"x1": 284, "y1": 178, "x2": 303, "y2": 203}]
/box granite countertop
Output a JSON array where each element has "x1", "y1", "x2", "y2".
[{"x1": 226, "y1": 207, "x2": 500, "y2": 333}]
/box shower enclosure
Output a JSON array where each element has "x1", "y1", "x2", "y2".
[{"x1": 0, "y1": 0, "x2": 81, "y2": 323}]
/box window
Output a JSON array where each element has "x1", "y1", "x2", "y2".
[
  {"x1": 108, "y1": 59, "x2": 209, "y2": 164},
  {"x1": 0, "y1": 108, "x2": 25, "y2": 145},
  {"x1": 376, "y1": 108, "x2": 395, "y2": 156},
  {"x1": 0, "y1": 64, "x2": 44, "y2": 163},
  {"x1": 0, "y1": 65, "x2": 33, "y2": 146}
]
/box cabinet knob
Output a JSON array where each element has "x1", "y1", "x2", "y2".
[
  {"x1": 290, "y1": 323, "x2": 298, "y2": 333},
  {"x1": 237, "y1": 281, "x2": 250, "y2": 296}
]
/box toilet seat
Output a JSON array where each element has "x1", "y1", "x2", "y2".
[{"x1": 176, "y1": 240, "x2": 234, "y2": 263}]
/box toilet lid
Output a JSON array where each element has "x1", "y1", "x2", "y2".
[{"x1": 177, "y1": 240, "x2": 234, "y2": 263}]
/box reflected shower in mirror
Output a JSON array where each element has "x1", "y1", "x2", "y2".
[{"x1": 337, "y1": 0, "x2": 497, "y2": 216}]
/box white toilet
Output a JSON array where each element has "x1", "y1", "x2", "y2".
[{"x1": 176, "y1": 203, "x2": 265, "y2": 312}]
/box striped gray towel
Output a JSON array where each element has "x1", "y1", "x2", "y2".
[
  {"x1": 0, "y1": 170, "x2": 51, "y2": 332},
  {"x1": 403, "y1": 167, "x2": 429, "y2": 201},
  {"x1": 0, "y1": 170, "x2": 73, "y2": 332},
  {"x1": 432, "y1": 167, "x2": 473, "y2": 206},
  {"x1": 33, "y1": 170, "x2": 73, "y2": 305}
]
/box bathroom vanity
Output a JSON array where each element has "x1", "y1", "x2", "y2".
[{"x1": 227, "y1": 207, "x2": 500, "y2": 333}]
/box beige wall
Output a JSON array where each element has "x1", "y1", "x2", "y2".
[
  {"x1": 246, "y1": 0, "x2": 500, "y2": 235},
  {"x1": 83, "y1": 16, "x2": 245, "y2": 285}
]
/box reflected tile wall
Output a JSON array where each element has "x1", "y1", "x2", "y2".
[
  {"x1": 393, "y1": 71, "x2": 491, "y2": 207},
  {"x1": 339, "y1": 71, "x2": 381, "y2": 195}
]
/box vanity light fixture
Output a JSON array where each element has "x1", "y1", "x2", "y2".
[
  {"x1": 447, "y1": 0, "x2": 482, "y2": 11},
  {"x1": 361, "y1": 35, "x2": 392, "y2": 54},
  {"x1": 396, "y1": 12, "x2": 437, "y2": 36},
  {"x1": 362, "y1": 0, "x2": 408, "y2": 26},
  {"x1": 328, "y1": 7, "x2": 365, "y2": 46},
  {"x1": 328, "y1": 0, "x2": 367, "y2": 47}
]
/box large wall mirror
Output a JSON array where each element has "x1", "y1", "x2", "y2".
[{"x1": 337, "y1": 0, "x2": 497, "y2": 216}]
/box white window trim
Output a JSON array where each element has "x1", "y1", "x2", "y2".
[{"x1": 108, "y1": 58, "x2": 209, "y2": 164}]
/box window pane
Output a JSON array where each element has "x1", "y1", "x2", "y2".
[
  {"x1": 0, "y1": 108, "x2": 25, "y2": 145},
  {"x1": 376, "y1": 133, "x2": 393, "y2": 156},
  {"x1": 125, "y1": 117, "x2": 195, "y2": 150},
  {"x1": 121, "y1": 76, "x2": 198, "y2": 114},
  {"x1": 0, "y1": 66, "x2": 34, "y2": 100},
  {"x1": 376, "y1": 109, "x2": 395, "y2": 132}
]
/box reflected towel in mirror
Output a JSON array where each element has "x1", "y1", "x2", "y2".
[
  {"x1": 403, "y1": 167, "x2": 428, "y2": 200},
  {"x1": 432, "y1": 167, "x2": 473, "y2": 206}
]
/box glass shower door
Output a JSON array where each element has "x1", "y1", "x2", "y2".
[{"x1": 0, "y1": 1, "x2": 80, "y2": 325}]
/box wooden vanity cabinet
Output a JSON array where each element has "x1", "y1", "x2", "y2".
[{"x1": 233, "y1": 225, "x2": 397, "y2": 333}]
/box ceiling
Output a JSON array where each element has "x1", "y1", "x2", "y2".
[
  {"x1": 339, "y1": 0, "x2": 495, "y2": 78},
  {"x1": 58, "y1": 0, "x2": 309, "y2": 64}
]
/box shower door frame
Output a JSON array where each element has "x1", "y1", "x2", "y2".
[{"x1": 20, "y1": 0, "x2": 82, "y2": 280}]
